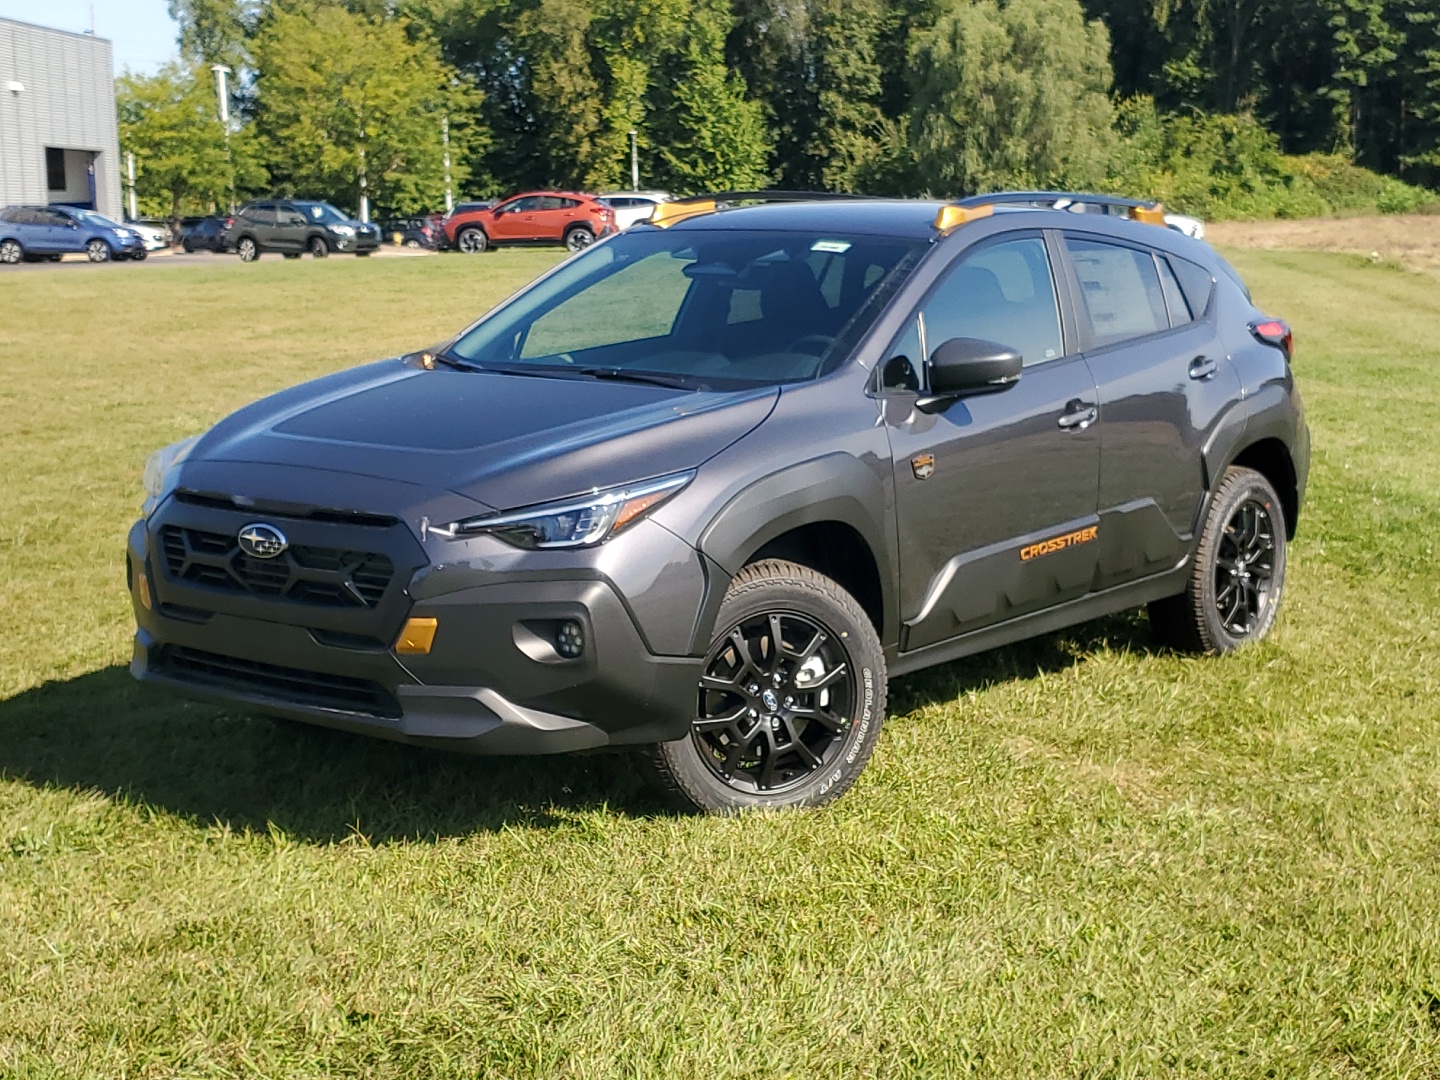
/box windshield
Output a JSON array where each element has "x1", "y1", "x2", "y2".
[
  {"x1": 297, "y1": 202, "x2": 350, "y2": 224},
  {"x1": 448, "y1": 229, "x2": 926, "y2": 389},
  {"x1": 75, "y1": 210, "x2": 121, "y2": 229}
]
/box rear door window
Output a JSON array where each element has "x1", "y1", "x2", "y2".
[
  {"x1": 1157, "y1": 256, "x2": 1192, "y2": 325},
  {"x1": 1064, "y1": 237, "x2": 1170, "y2": 347}
]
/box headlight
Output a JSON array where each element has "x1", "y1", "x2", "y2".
[
  {"x1": 329, "y1": 224, "x2": 356, "y2": 237},
  {"x1": 142, "y1": 435, "x2": 200, "y2": 514},
  {"x1": 437, "y1": 471, "x2": 694, "y2": 549}
]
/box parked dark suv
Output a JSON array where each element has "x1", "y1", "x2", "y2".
[
  {"x1": 128, "y1": 191, "x2": 1308, "y2": 813},
  {"x1": 224, "y1": 200, "x2": 381, "y2": 261}
]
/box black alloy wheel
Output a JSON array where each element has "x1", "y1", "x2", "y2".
[
  {"x1": 647, "y1": 560, "x2": 886, "y2": 813},
  {"x1": 565, "y1": 226, "x2": 595, "y2": 252},
  {"x1": 1149, "y1": 466, "x2": 1288, "y2": 653},
  {"x1": 695, "y1": 610, "x2": 855, "y2": 795},
  {"x1": 309, "y1": 236, "x2": 329, "y2": 258},
  {"x1": 0, "y1": 239, "x2": 21, "y2": 264},
  {"x1": 1214, "y1": 498, "x2": 1278, "y2": 636},
  {"x1": 457, "y1": 227, "x2": 488, "y2": 254},
  {"x1": 86, "y1": 239, "x2": 111, "y2": 263}
]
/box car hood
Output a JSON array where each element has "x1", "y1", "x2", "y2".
[{"x1": 182, "y1": 359, "x2": 778, "y2": 512}]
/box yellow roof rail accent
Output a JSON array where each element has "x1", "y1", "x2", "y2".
[
  {"x1": 934, "y1": 204, "x2": 993, "y2": 232},
  {"x1": 1130, "y1": 202, "x2": 1166, "y2": 225},
  {"x1": 650, "y1": 199, "x2": 716, "y2": 228}
]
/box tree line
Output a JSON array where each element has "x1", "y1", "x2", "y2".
[{"x1": 121, "y1": 0, "x2": 1440, "y2": 221}]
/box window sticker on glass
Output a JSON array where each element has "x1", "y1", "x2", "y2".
[{"x1": 811, "y1": 240, "x2": 852, "y2": 254}]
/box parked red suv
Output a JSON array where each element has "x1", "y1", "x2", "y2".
[{"x1": 444, "y1": 192, "x2": 616, "y2": 254}]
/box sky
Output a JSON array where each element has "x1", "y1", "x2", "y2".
[{"x1": 0, "y1": 0, "x2": 180, "y2": 74}]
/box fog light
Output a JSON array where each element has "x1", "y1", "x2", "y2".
[{"x1": 555, "y1": 620, "x2": 585, "y2": 659}]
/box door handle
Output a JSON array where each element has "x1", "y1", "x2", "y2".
[
  {"x1": 1057, "y1": 399, "x2": 1097, "y2": 431},
  {"x1": 1189, "y1": 355, "x2": 1219, "y2": 381}
]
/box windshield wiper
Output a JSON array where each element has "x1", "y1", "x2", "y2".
[{"x1": 573, "y1": 367, "x2": 701, "y2": 390}]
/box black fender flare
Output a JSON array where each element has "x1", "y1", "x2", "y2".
[
  {"x1": 1199, "y1": 381, "x2": 1302, "y2": 525},
  {"x1": 688, "y1": 453, "x2": 896, "y2": 653}
]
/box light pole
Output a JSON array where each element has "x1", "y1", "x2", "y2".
[
  {"x1": 125, "y1": 151, "x2": 138, "y2": 220},
  {"x1": 443, "y1": 115, "x2": 453, "y2": 213},
  {"x1": 211, "y1": 64, "x2": 234, "y2": 213},
  {"x1": 629, "y1": 128, "x2": 639, "y2": 191},
  {"x1": 210, "y1": 64, "x2": 231, "y2": 125}
]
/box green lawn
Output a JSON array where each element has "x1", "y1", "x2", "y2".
[{"x1": 1, "y1": 248, "x2": 1438, "y2": 1078}]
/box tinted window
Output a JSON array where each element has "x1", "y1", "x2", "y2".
[
  {"x1": 1169, "y1": 255, "x2": 1216, "y2": 317},
  {"x1": 502, "y1": 197, "x2": 541, "y2": 213},
  {"x1": 921, "y1": 236, "x2": 1065, "y2": 366},
  {"x1": 1066, "y1": 237, "x2": 1169, "y2": 347},
  {"x1": 1157, "y1": 256, "x2": 1192, "y2": 325}
]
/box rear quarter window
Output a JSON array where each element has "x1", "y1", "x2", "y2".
[{"x1": 1171, "y1": 255, "x2": 1219, "y2": 315}]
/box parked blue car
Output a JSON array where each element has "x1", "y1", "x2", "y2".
[{"x1": 0, "y1": 205, "x2": 148, "y2": 264}]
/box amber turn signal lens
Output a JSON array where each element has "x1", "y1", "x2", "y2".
[
  {"x1": 136, "y1": 570, "x2": 152, "y2": 610},
  {"x1": 395, "y1": 617, "x2": 438, "y2": 655}
]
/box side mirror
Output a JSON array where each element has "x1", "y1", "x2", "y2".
[
  {"x1": 918, "y1": 337, "x2": 1022, "y2": 412},
  {"x1": 288, "y1": 215, "x2": 306, "y2": 226}
]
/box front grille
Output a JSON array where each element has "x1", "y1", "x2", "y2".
[
  {"x1": 154, "y1": 646, "x2": 401, "y2": 718},
  {"x1": 160, "y1": 525, "x2": 395, "y2": 608},
  {"x1": 173, "y1": 491, "x2": 398, "y2": 528}
]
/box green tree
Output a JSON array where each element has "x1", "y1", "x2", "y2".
[
  {"x1": 251, "y1": 3, "x2": 484, "y2": 216},
  {"x1": 730, "y1": 0, "x2": 893, "y2": 190},
  {"x1": 117, "y1": 62, "x2": 265, "y2": 222},
  {"x1": 648, "y1": 0, "x2": 771, "y2": 192},
  {"x1": 907, "y1": 0, "x2": 1118, "y2": 196},
  {"x1": 169, "y1": 0, "x2": 254, "y2": 68}
]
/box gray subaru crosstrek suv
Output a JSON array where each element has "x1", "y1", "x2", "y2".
[{"x1": 128, "y1": 191, "x2": 1308, "y2": 813}]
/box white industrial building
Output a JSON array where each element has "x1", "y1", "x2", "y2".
[{"x1": 0, "y1": 16, "x2": 122, "y2": 221}]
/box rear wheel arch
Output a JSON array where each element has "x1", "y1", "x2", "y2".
[{"x1": 1226, "y1": 438, "x2": 1299, "y2": 539}]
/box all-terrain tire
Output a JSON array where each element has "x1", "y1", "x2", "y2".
[
  {"x1": 646, "y1": 559, "x2": 887, "y2": 813},
  {"x1": 1148, "y1": 465, "x2": 1288, "y2": 654}
]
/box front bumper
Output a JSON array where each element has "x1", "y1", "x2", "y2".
[{"x1": 127, "y1": 506, "x2": 703, "y2": 754}]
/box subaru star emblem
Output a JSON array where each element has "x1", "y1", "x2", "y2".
[
  {"x1": 761, "y1": 689, "x2": 780, "y2": 713},
  {"x1": 238, "y1": 522, "x2": 288, "y2": 559}
]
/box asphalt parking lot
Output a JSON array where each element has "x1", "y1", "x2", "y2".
[{"x1": 0, "y1": 246, "x2": 438, "y2": 272}]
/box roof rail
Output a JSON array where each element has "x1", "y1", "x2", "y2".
[
  {"x1": 945, "y1": 191, "x2": 1167, "y2": 227},
  {"x1": 649, "y1": 189, "x2": 876, "y2": 228}
]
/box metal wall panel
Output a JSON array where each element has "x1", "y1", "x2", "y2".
[{"x1": 0, "y1": 17, "x2": 121, "y2": 219}]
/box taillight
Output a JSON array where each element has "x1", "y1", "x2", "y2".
[
  {"x1": 224, "y1": 217, "x2": 234, "y2": 228},
  {"x1": 1250, "y1": 318, "x2": 1293, "y2": 360}
]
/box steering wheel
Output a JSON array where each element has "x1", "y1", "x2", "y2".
[{"x1": 784, "y1": 334, "x2": 835, "y2": 356}]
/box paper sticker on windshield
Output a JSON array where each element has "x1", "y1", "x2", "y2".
[{"x1": 811, "y1": 240, "x2": 851, "y2": 254}]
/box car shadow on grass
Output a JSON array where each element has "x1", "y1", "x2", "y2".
[
  {"x1": 0, "y1": 610, "x2": 1159, "y2": 843},
  {"x1": 0, "y1": 665, "x2": 670, "y2": 842}
]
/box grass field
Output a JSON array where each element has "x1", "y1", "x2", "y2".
[{"x1": 2, "y1": 246, "x2": 1438, "y2": 1078}]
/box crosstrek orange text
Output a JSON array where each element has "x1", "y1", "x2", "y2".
[{"x1": 1020, "y1": 525, "x2": 1099, "y2": 562}]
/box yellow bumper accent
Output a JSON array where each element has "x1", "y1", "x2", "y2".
[{"x1": 395, "y1": 617, "x2": 438, "y2": 655}]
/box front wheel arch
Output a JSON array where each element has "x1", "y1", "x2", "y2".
[{"x1": 694, "y1": 455, "x2": 896, "y2": 653}]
